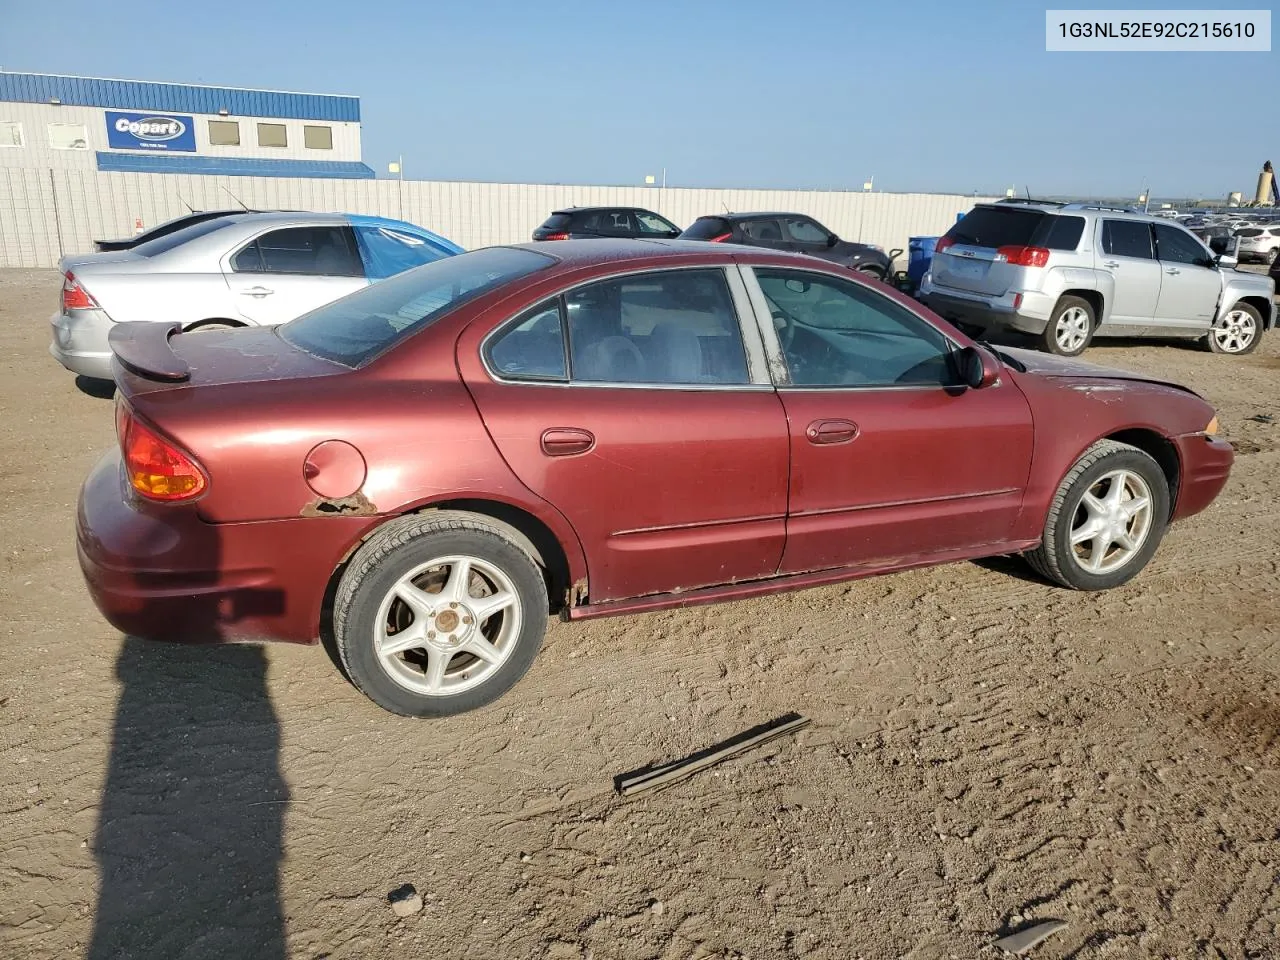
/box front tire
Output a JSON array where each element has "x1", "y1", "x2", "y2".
[
  {"x1": 1024, "y1": 440, "x2": 1170, "y2": 591},
  {"x1": 333, "y1": 514, "x2": 548, "y2": 717},
  {"x1": 1042, "y1": 296, "x2": 1095, "y2": 356},
  {"x1": 1205, "y1": 303, "x2": 1262, "y2": 355}
]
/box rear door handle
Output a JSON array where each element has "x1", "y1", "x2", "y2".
[
  {"x1": 805, "y1": 419, "x2": 859, "y2": 445},
  {"x1": 1103, "y1": 260, "x2": 1120, "y2": 269},
  {"x1": 540, "y1": 427, "x2": 595, "y2": 457},
  {"x1": 241, "y1": 286, "x2": 274, "y2": 297},
  {"x1": 1165, "y1": 268, "x2": 1181, "y2": 275}
]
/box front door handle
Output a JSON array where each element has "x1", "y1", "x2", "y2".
[
  {"x1": 541, "y1": 427, "x2": 595, "y2": 457},
  {"x1": 241, "y1": 286, "x2": 274, "y2": 298},
  {"x1": 1102, "y1": 260, "x2": 1120, "y2": 269},
  {"x1": 805, "y1": 419, "x2": 859, "y2": 445},
  {"x1": 1165, "y1": 268, "x2": 1181, "y2": 275}
]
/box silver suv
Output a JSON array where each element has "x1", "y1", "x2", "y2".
[{"x1": 920, "y1": 199, "x2": 1276, "y2": 356}]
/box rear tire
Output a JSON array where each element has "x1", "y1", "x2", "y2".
[
  {"x1": 856, "y1": 264, "x2": 885, "y2": 280},
  {"x1": 1024, "y1": 440, "x2": 1169, "y2": 591},
  {"x1": 1204, "y1": 303, "x2": 1261, "y2": 355},
  {"x1": 1042, "y1": 296, "x2": 1095, "y2": 357},
  {"x1": 333, "y1": 514, "x2": 548, "y2": 717}
]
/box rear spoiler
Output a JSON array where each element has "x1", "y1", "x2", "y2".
[{"x1": 107, "y1": 321, "x2": 191, "y2": 382}]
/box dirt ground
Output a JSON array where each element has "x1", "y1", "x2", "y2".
[{"x1": 1, "y1": 267, "x2": 1277, "y2": 960}]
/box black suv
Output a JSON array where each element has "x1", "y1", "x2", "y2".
[
  {"x1": 532, "y1": 206, "x2": 681, "y2": 241},
  {"x1": 679, "y1": 213, "x2": 900, "y2": 278}
]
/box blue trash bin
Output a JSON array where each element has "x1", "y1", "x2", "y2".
[{"x1": 907, "y1": 236, "x2": 939, "y2": 292}]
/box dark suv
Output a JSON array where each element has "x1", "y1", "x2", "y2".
[
  {"x1": 532, "y1": 207, "x2": 681, "y2": 241},
  {"x1": 679, "y1": 213, "x2": 900, "y2": 278}
]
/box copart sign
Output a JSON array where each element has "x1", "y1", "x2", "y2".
[{"x1": 105, "y1": 111, "x2": 197, "y2": 152}]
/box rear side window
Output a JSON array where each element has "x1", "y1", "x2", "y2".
[
  {"x1": 487, "y1": 301, "x2": 568, "y2": 381},
  {"x1": 281, "y1": 246, "x2": 554, "y2": 367},
  {"x1": 742, "y1": 219, "x2": 785, "y2": 241},
  {"x1": 1042, "y1": 215, "x2": 1085, "y2": 251},
  {"x1": 1101, "y1": 220, "x2": 1153, "y2": 259},
  {"x1": 232, "y1": 226, "x2": 363, "y2": 277},
  {"x1": 947, "y1": 207, "x2": 1045, "y2": 248},
  {"x1": 581, "y1": 210, "x2": 635, "y2": 236},
  {"x1": 680, "y1": 217, "x2": 731, "y2": 240},
  {"x1": 1236, "y1": 228, "x2": 1263, "y2": 237},
  {"x1": 539, "y1": 213, "x2": 573, "y2": 231},
  {"x1": 356, "y1": 225, "x2": 451, "y2": 279},
  {"x1": 132, "y1": 217, "x2": 233, "y2": 257}
]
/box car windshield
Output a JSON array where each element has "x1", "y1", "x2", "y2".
[
  {"x1": 131, "y1": 218, "x2": 235, "y2": 257},
  {"x1": 280, "y1": 246, "x2": 554, "y2": 367}
]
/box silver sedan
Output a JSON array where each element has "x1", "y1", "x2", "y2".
[{"x1": 50, "y1": 211, "x2": 462, "y2": 380}]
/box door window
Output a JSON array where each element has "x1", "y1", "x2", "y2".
[
  {"x1": 634, "y1": 211, "x2": 679, "y2": 235},
  {"x1": 742, "y1": 219, "x2": 785, "y2": 242},
  {"x1": 487, "y1": 302, "x2": 568, "y2": 381},
  {"x1": 1153, "y1": 223, "x2": 1211, "y2": 266},
  {"x1": 582, "y1": 210, "x2": 636, "y2": 236},
  {"x1": 564, "y1": 269, "x2": 749, "y2": 385},
  {"x1": 232, "y1": 226, "x2": 364, "y2": 276},
  {"x1": 1101, "y1": 220, "x2": 1153, "y2": 259},
  {"x1": 355, "y1": 225, "x2": 451, "y2": 279},
  {"x1": 756, "y1": 270, "x2": 957, "y2": 387},
  {"x1": 784, "y1": 218, "x2": 830, "y2": 244}
]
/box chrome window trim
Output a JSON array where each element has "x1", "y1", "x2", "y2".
[
  {"x1": 737, "y1": 263, "x2": 978, "y2": 394},
  {"x1": 479, "y1": 263, "x2": 771, "y2": 391}
]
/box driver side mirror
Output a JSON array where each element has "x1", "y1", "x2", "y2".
[
  {"x1": 959, "y1": 345, "x2": 1001, "y2": 389},
  {"x1": 1215, "y1": 253, "x2": 1238, "y2": 269},
  {"x1": 826, "y1": 233, "x2": 839, "y2": 248}
]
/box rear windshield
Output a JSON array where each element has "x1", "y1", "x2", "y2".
[
  {"x1": 132, "y1": 218, "x2": 234, "y2": 257},
  {"x1": 540, "y1": 213, "x2": 573, "y2": 230},
  {"x1": 280, "y1": 246, "x2": 554, "y2": 367},
  {"x1": 680, "y1": 217, "x2": 731, "y2": 240},
  {"x1": 947, "y1": 207, "x2": 1044, "y2": 248}
]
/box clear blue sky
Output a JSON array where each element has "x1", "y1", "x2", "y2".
[{"x1": 2, "y1": 0, "x2": 1274, "y2": 197}]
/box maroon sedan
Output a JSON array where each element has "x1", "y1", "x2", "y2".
[{"x1": 79, "y1": 240, "x2": 1233, "y2": 716}]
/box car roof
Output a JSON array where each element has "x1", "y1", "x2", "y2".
[
  {"x1": 693, "y1": 212, "x2": 812, "y2": 222},
  {"x1": 550, "y1": 206, "x2": 662, "y2": 215},
  {"x1": 974, "y1": 201, "x2": 1172, "y2": 224},
  {"x1": 495, "y1": 237, "x2": 829, "y2": 269}
]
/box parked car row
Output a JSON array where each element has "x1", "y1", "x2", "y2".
[{"x1": 920, "y1": 198, "x2": 1276, "y2": 357}]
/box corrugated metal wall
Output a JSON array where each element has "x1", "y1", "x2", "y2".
[{"x1": 0, "y1": 169, "x2": 994, "y2": 268}]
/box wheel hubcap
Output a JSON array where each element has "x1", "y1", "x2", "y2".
[
  {"x1": 1069, "y1": 469, "x2": 1154, "y2": 575},
  {"x1": 1055, "y1": 307, "x2": 1090, "y2": 352},
  {"x1": 374, "y1": 555, "x2": 521, "y2": 697},
  {"x1": 1212, "y1": 310, "x2": 1255, "y2": 353}
]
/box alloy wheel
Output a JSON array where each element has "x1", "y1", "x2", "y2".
[
  {"x1": 1068, "y1": 469, "x2": 1154, "y2": 575},
  {"x1": 1054, "y1": 306, "x2": 1091, "y2": 353},
  {"x1": 1212, "y1": 309, "x2": 1257, "y2": 354}
]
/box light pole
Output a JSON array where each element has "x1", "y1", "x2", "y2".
[{"x1": 388, "y1": 156, "x2": 404, "y2": 219}]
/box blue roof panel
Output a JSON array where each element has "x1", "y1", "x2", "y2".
[
  {"x1": 95, "y1": 152, "x2": 375, "y2": 179},
  {"x1": 0, "y1": 73, "x2": 359, "y2": 121}
]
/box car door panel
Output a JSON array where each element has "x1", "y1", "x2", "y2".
[
  {"x1": 461, "y1": 266, "x2": 790, "y2": 603},
  {"x1": 1097, "y1": 220, "x2": 1160, "y2": 326},
  {"x1": 222, "y1": 224, "x2": 369, "y2": 326},
  {"x1": 1152, "y1": 223, "x2": 1222, "y2": 329}
]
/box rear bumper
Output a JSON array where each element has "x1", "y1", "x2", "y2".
[
  {"x1": 920, "y1": 283, "x2": 1055, "y2": 335},
  {"x1": 1171, "y1": 433, "x2": 1233, "y2": 522},
  {"x1": 50, "y1": 309, "x2": 113, "y2": 379},
  {"x1": 76, "y1": 451, "x2": 376, "y2": 645}
]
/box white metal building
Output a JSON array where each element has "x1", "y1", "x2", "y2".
[{"x1": 0, "y1": 71, "x2": 373, "y2": 179}]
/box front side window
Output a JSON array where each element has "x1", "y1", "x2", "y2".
[
  {"x1": 1153, "y1": 223, "x2": 1211, "y2": 267},
  {"x1": 355, "y1": 225, "x2": 451, "y2": 279},
  {"x1": 784, "y1": 218, "x2": 830, "y2": 244},
  {"x1": 582, "y1": 210, "x2": 635, "y2": 236},
  {"x1": 634, "y1": 211, "x2": 679, "y2": 235},
  {"x1": 487, "y1": 302, "x2": 567, "y2": 380},
  {"x1": 1101, "y1": 220, "x2": 1153, "y2": 259},
  {"x1": 48, "y1": 123, "x2": 88, "y2": 150},
  {"x1": 742, "y1": 219, "x2": 784, "y2": 242},
  {"x1": 208, "y1": 120, "x2": 240, "y2": 146},
  {"x1": 281, "y1": 246, "x2": 554, "y2": 367},
  {"x1": 756, "y1": 269, "x2": 956, "y2": 387},
  {"x1": 304, "y1": 125, "x2": 333, "y2": 150},
  {"x1": 232, "y1": 226, "x2": 363, "y2": 276},
  {"x1": 0, "y1": 120, "x2": 24, "y2": 147},
  {"x1": 257, "y1": 122, "x2": 287, "y2": 148},
  {"x1": 564, "y1": 269, "x2": 749, "y2": 385}
]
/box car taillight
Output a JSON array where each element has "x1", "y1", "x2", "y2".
[
  {"x1": 935, "y1": 236, "x2": 956, "y2": 254},
  {"x1": 62, "y1": 272, "x2": 99, "y2": 311},
  {"x1": 996, "y1": 245, "x2": 1050, "y2": 268},
  {"x1": 543, "y1": 232, "x2": 570, "y2": 241},
  {"x1": 118, "y1": 404, "x2": 208, "y2": 501},
  {"x1": 709, "y1": 232, "x2": 733, "y2": 242}
]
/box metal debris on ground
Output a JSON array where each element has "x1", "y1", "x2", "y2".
[
  {"x1": 387, "y1": 883, "x2": 424, "y2": 917},
  {"x1": 992, "y1": 919, "x2": 1067, "y2": 955},
  {"x1": 615, "y1": 713, "x2": 811, "y2": 797}
]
